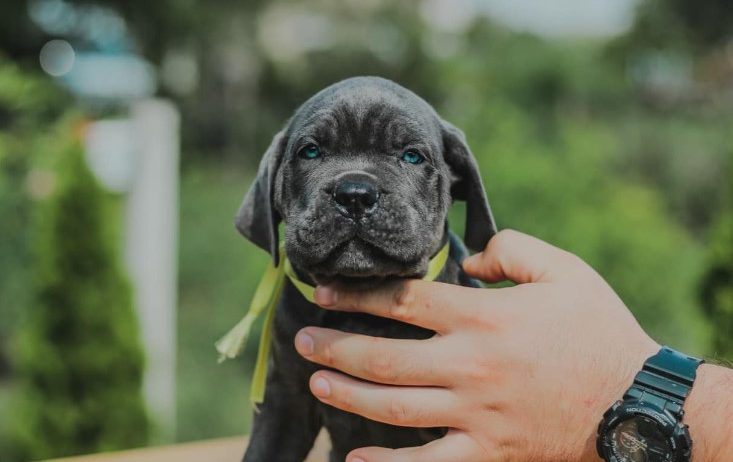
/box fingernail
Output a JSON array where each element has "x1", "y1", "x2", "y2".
[
  {"x1": 315, "y1": 285, "x2": 337, "y2": 306},
  {"x1": 312, "y1": 376, "x2": 331, "y2": 398},
  {"x1": 351, "y1": 458, "x2": 365, "y2": 462},
  {"x1": 294, "y1": 331, "x2": 314, "y2": 356}
]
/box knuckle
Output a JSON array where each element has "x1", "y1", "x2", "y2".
[
  {"x1": 344, "y1": 291, "x2": 363, "y2": 311},
  {"x1": 464, "y1": 353, "x2": 503, "y2": 383},
  {"x1": 387, "y1": 397, "x2": 414, "y2": 426},
  {"x1": 390, "y1": 281, "x2": 417, "y2": 322},
  {"x1": 480, "y1": 439, "x2": 509, "y2": 462},
  {"x1": 334, "y1": 383, "x2": 354, "y2": 410},
  {"x1": 464, "y1": 363, "x2": 491, "y2": 383},
  {"x1": 366, "y1": 348, "x2": 398, "y2": 383},
  {"x1": 460, "y1": 304, "x2": 501, "y2": 332},
  {"x1": 319, "y1": 340, "x2": 335, "y2": 367},
  {"x1": 488, "y1": 242, "x2": 512, "y2": 272},
  {"x1": 489, "y1": 229, "x2": 518, "y2": 252}
]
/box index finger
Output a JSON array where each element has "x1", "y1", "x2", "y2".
[{"x1": 314, "y1": 279, "x2": 485, "y2": 333}]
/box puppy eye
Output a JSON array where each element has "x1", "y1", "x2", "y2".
[
  {"x1": 298, "y1": 144, "x2": 321, "y2": 159},
  {"x1": 400, "y1": 150, "x2": 424, "y2": 165}
]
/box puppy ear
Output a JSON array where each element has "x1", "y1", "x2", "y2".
[
  {"x1": 235, "y1": 130, "x2": 287, "y2": 264},
  {"x1": 441, "y1": 120, "x2": 497, "y2": 252}
]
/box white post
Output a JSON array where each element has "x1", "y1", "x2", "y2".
[{"x1": 124, "y1": 99, "x2": 180, "y2": 441}]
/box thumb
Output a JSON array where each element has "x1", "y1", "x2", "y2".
[{"x1": 462, "y1": 230, "x2": 585, "y2": 284}]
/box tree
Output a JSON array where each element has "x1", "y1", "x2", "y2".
[
  {"x1": 447, "y1": 98, "x2": 711, "y2": 354},
  {"x1": 7, "y1": 144, "x2": 148, "y2": 461},
  {"x1": 0, "y1": 56, "x2": 70, "y2": 376},
  {"x1": 700, "y1": 212, "x2": 733, "y2": 361},
  {"x1": 620, "y1": 0, "x2": 733, "y2": 52}
]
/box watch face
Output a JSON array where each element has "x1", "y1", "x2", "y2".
[{"x1": 609, "y1": 416, "x2": 673, "y2": 462}]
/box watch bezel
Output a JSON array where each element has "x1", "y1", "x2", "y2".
[{"x1": 597, "y1": 399, "x2": 691, "y2": 462}]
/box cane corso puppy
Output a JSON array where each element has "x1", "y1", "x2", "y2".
[{"x1": 236, "y1": 76, "x2": 497, "y2": 461}]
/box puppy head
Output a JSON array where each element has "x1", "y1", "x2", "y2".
[{"x1": 236, "y1": 77, "x2": 496, "y2": 284}]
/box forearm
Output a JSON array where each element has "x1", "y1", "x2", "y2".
[{"x1": 685, "y1": 364, "x2": 733, "y2": 461}]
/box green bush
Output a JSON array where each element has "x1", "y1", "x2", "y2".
[
  {"x1": 0, "y1": 57, "x2": 70, "y2": 371},
  {"x1": 451, "y1": 99, "x2": 711, "y2": 354},
  {"x1": 700, "y1": 213, "x2": 733, "y2": 361},
  {"x1": 6, "y1": 144, "x2": 149, "y2": 461}
]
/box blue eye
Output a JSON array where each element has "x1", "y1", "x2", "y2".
[
  {"x1": 401, "y1": 150, "x2": 424, "y2": 165},
  {"x1": 299, "y1": 144, "x2": 321, "y2": 159}
]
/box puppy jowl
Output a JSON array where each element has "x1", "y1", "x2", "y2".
[{"x1": 227, "y1": 76, "x2": 497, "y2": 461}]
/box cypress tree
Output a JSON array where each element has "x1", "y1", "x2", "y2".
[
  {"x1": 0, "y1": 56, "x2": 70, "y2": 378},
  {"x1": 10, "y1": 143, "x2": 149, "y2": 460}
]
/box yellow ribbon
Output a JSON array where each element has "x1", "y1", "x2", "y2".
[{"x1": 216, "y1": 241, "x2": 451, "y2": 405}]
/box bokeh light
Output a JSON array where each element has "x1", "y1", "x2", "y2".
[{"x1": 39, "y1": 39, "x2": 75, "y2": 76}]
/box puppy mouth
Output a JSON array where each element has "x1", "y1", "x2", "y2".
[
  {"x1": 308, "y1": 237, "x2": 422, "y2": 285},
  {"x1": 313, "y1": 273, "x2": 390, "y2": 288}
]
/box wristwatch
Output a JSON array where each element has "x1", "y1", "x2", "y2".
[{"x1": 596, "y1": 346, "x2": 704, "y2": 462}]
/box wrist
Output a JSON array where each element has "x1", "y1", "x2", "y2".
[
  {"x1": 595, "y1": 345, "x2": 703, "y2": 462},
  {"x1": 684, "y1": 363, "x2": 733, "y2": 461}
]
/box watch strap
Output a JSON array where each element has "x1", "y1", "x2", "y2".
[{"x1": 626, "y1": 346, "x2": 704, "y2": 417}]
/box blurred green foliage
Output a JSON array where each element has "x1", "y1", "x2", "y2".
[
  {"x1": 7, "y1": 144, "x2": 148, "y2": 461},
  {"x1": 0, "y1": 0, "x2": 731, "y2": 453},
  {"x1": 176, "y1": 166, "x2": 272, "y2": 441},
  {"x1": 0, "y1": 55, "x2": 70, "y2": 459},
  {"x1": 0, "y1": 59, "x2": 148, "y2": 461},
  {"x1": 0, "y1": 58, "x2": 70, "y2": 371},
  {"x1": 622, "y1": 0, "x2": 733, "y2": 51},
  {"x1": 457, "y1": 100, "x2": 709, "y2": 351},
  {"x1": 701, "y1": 209, "x2": 733, "y2": 361}
]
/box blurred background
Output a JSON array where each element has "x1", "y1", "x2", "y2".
[{"x1": 0, "y1": 0, "x2": 731, "y2": 460}]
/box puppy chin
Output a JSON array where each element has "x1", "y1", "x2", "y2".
[{"x1": 307, "y1": 239, "x2": 426, "y2": 287}]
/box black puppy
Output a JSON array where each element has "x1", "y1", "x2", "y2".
[{"x1": 236, "y1": 76, "x2": 497, "y2": 461}]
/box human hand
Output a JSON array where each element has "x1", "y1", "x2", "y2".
[{"x1": 294, "y1": 230, "x2": 660, "y2": 462}]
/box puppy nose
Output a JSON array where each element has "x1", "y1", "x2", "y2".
[{"x1": 333, "y1": 180, "x2": 379, "y2": 216}]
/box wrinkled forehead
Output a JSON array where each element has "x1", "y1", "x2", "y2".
[{"x1": 287, "y1": 85, "x2": 441, "y2": 153}]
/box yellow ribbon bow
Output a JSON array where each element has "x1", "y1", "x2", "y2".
[{"x1": 216, "y1": 241, "x2": 451, "y2": 405}]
